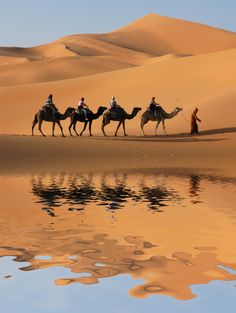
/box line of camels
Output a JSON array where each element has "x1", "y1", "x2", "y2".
[{"x1": 32, "y1": 105, "x2": 183, "y2": 137}]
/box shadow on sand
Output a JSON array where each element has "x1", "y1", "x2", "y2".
[{"x1": 100, "y1": 127, "x2": 236, "y2": 143}]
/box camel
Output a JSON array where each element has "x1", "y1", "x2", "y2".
[
  {"x1": 101, "y1": 107, "x2": 142, "y2": 136},
  {"x1": 32, "y1": 106, "x2": 74, "y2": 137},
  {"x1": 69, "y1": 106, "x2": 107, "y2": 136},
  {"x1": 140, "y1": 106, "x2": 183, "y2": 136}
]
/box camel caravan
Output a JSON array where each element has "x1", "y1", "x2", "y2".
[{"x1": 32, "y1": 95, "x2": 184, "y2": 137}]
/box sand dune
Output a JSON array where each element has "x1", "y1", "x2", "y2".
[
  {"x1": 0, "y1": 13, "x2": 235, "y2": 137},
  {"x1": 0, "y1": 47, "x2": 235, "y2": 136},
  {"x1": 0, "y1": 36, "x2": 149, "y2": 86},
  {"x1": 0, "y1": 43, "x2": 76, "y2": 60},
  {"x1": 1, "y1": 14, "x2": 236, "y2": 88},
  {"x1": 0, "y1": 55, "x2": 134, "y2": 86},
  {"x1": 109, "y1": 14, "x2": 236, "y2": 55}
]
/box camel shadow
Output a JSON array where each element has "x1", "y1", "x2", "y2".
[
  {"x1": 103, "y1": 127, "x2": 236, "y2": 143},
  {"x1": 104, "y1": 136, "x2": 227, "y2": 143},
  {"x1": 160, "y1": 127, "x2": 236, "y2": 138}
]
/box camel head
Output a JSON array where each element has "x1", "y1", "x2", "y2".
[
  {"x1": 133, "y1": 107, "x2": 142, "y2": 115},
  {"x1": 65, "y1": 107, "x2": 75, "y2": 117},
  {"x1": 98, "y1": 106, "x2": 107, "y2": 114},
  {"x1": 174, "y1": 106, "x2": 183, "y2": 113}
]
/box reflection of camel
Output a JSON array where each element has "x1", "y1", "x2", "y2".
[
  {"x1": 68, "y1": 106, "x2": 107, "y2": 137},
  {"x1": 32, "y1": 107, "x2": 74, "y2": 137},
  {"x1": 66, "y1": 174, "x2": 97, "y2": 206},
  {"x1": 101, "y1": 107, "x2": 142, "y2": 136},
  {"x1": 30, "y1": 173, "x2": 177, "y2": 213},
  {"x1": 141, "y1": 186, "x2": 171, "y2": 210},
  {"x1": 140, "y1": 106, "x2": 183, "y2": 136},
  {"x1": 31, "y1": 176, "x2": 67, "y2": 208},
  {"x1": 2, "y1": 173, "x2": 236, "y2": 300},
  {"x1": 98, "y1": 174, "x2": 135, "y2": 210},
  {"x1": 31, "y1": 175, "x2": 97, "y2": 209}
]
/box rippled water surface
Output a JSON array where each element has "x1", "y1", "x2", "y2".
[{"x1": 0, "y1": 170, "x2": 236, "y2": 312}]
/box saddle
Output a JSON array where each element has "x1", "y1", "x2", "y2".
[
  {"x1": 75, "y1": 108, "x2": 90, "y2": 115},
  {"x1": 41, "y1": 105, "x2": 58, "y2": 119},
  {"x1": 109, "y1": 107, "x2": 124, "y2": 116}
]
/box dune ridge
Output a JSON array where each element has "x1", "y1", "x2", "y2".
[
  {"x1": 1, "y1": 14, "x2": 236, "y2": 87},
  {"x1": 0, "y1": 13, "x2": 235, "y2": 137}
]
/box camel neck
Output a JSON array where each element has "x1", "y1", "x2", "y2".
[
  {"x1": 164, "y1": 110, "x2": 178, "y2": 119},
  {"x1": 126, "y1": 109, "x2": 138, "y2": 120}
]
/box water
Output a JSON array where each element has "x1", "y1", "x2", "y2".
[{"x1": 0, "y1": 170, "x2": 236, "y2": 312}]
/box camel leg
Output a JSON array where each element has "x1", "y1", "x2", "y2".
[
  {"x1": 68, "y1": 121, "x2": 73, "y2": 136},
  {"x1": 154, "y1": 121, "x2": 161, "y2": 136},
  {"x1": 32, "y1": 120, "x2": 37, "y2": 136},
  {"x1": 80, "y1": 121, "x2": 88, "y2": 136},
  {"x1": 162, "y1": 120, "x2": 167, "y2": 135},
  {"x1": 101, "y1": 118, "x2": 110, "y2": 137},
  {"x1": 102, "y1": 124, "x2": 107, "y2": 136},
  {"x1": 115, "y1": 121, "x2": 122, "y2": 136},
  {"x1": 56, "y1": 121, "x2": 65, "y2": 137},
  {"x1": 38, "y1": 119, "x2": 46, "y2": 137},
  {"x1": 122, "y1": 121, "x2": 127, "y2": 136},
  {"x1": 72, "y1": 121, "x2": 80, "y2": 136},
  {"x1": 88, "y1": 121, "x2": 93, "y2": 137},
  {"x1": 52, "y1": 122, "x2": 56, "y2": 137},
  {"x1": 140, "y1": 117, "x2": 148, "y2": 136}
]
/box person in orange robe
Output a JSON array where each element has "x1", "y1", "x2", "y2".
[{"x1": 191, "y1": 107, "x2": 202, "y2": 135}]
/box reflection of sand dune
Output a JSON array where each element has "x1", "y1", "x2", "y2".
[
  {"x1": 0, "y1": 173, "x2": 236, "y2": 299},
  {"x1": 1, "y1": 235, "x2": 236, "y2": 300}
]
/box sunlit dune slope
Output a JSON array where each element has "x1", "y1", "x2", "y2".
[
  {"x1": 108, "y1": 13, "x2": 236, "y2": 55},
  {"x1": 0, "y1": 55, "x2": 134, "y2": 86},
  {"x1": 0, "y1": 48, "x2": 235, "y2": 135},
  {"x1": 1, "y1": 14, "x2": 236, "y2": 87},
  {"x1": 0, "y1": 34, "x2": 150, "y2": 86}
]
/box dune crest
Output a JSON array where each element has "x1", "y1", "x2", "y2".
[
  {"x1": 1, "y1": 13, "x2": 236, "y2": 87},
  {"x1": 0, "y1": 14, "x2": 236, "y2": 136},
  {"x1": 108, "y1": 13, "x2": 236, "y2": 55}
]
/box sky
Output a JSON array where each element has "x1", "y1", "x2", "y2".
[{"x1": 0, "y1": 0, "x2": 236, "y2": 47}]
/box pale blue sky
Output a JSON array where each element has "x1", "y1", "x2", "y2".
[{"x1": 0, "y1": 0, "x2": 235, "y2": 47}]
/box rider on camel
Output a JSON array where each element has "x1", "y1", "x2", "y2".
[
  {"x1": 110, "y1": 96, "x2": 121, "y2": 112},
  {"x1": 77, "y1": 97, "x2": 89, "y2": 121},
  {"x1": 149, "y1": 97, "x2": 162, "y2": 115},
  {"x1": 44, "y1": 94, "x2": 58, "y2": 119}
]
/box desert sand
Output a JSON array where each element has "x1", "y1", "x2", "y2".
[
  {"x1": 0, "y1": 13, "x2": 235, "y2": 173},
  {"x1": 0, "y1": 132, "x2": 236, "y2": 177}
]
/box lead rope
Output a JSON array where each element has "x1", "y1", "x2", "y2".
[{"x1": 181, "y1": 110, "x2": 190, "y2": 123}]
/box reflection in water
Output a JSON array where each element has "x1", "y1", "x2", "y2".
[
  {"x1": 31, "y1": 173, "x2": 180, "y2": 214},
  {"x1": 0, "y1": 171, "x2": 236, "y2": 301},
  {"x1": 189, "y1": 175, "x2": 202, "y2": 204}
]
